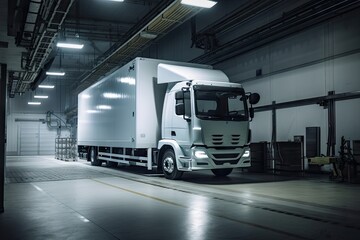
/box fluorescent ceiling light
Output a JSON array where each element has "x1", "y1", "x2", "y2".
[
  {"x1": 34, "y1": 95, "x2": 48, "y2": 99},
  {"x1": 28, "y1": 102, "x2": 41, "y2": 105},
  {"x1": 181, "y1": 0, "x2": 217, "y2": 8},
  {"x1": 56, "y1": 42, "x2": 84, "y2": 49},
  {"x1": 109, "y1": 0, "x2": 124, "y2": 2},
  {"x1": 46, "y1": 71, "x2": 65, "y2": 76},
  {"x1": 140, "y1": 31, "x2": 158, "y2": 39},
  {"x1": 38, "y1": 85, "x2": 55, "y2": 89}
]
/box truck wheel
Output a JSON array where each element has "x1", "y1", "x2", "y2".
[
  {"x1": 211, "y1": 168, "x2": 233, "y2": 177},
  {"x1": 90, "y1": 147, "x2": 101, "y2": 166},
  {"x1": 162, "y1": 149, "x2": 183, "y2": 180}
]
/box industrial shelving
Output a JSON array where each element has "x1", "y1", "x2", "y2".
[{"x1": 55, "y1": 138, "x2": 77, "y2": 161}]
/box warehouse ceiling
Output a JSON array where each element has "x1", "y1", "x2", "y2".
[
  {"x1": 3, "y1": 0, "x2": 203, "y2": 98},
  {"x1": 2, "y1": 0, "x2": 360, "y2": 102}
]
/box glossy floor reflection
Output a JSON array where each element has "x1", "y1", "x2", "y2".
[{"x1": 1, "y1": 156, "x2": 360, "y2": 240}]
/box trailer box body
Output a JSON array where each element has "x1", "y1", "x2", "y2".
[{"x1": 78, "y1": 58, "x2": 210, "y2": 149}]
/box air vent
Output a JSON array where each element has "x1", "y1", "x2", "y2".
[
  {"x1": 231, "y1": 134, "x2": 240, "y2": 145},
  {"x1": 213, "y1": 159, "x2": 240, "y2": 165},
  {"x1": 212, "y1": 134, "x2": 223, "y2": 145},
  {"x1": 212, "y1": 153, "x2": 239, "y2": 159}
]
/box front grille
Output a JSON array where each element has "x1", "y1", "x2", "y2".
[
  {"x1": 212, "y1": 134, "x2": 223, "y2": 145},
  {"x1": 212, "y1": 153, "x2": 239, "y2": 159},
  {"x1": 211, "y1": 134, "x2": 241, "y2": 146},
  {"x1": 231, "y1": 134, "x2": 240, "y2": 145}
]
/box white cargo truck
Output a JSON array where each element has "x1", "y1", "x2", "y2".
[{"x1": 78, "y1": 57, "x2": 259, "y2": 179}]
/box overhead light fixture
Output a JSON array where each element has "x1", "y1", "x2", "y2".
[
  {"x1": 140, "y1": 31, "x2": 158, "y2": 39},
  {"x1": 34, "y1": 95, "x2": 48, "y2": 99},
  {"x1": 109, "y1": 0, "x2": 124, "y2": 2},
  {"x1": 28, "y1": 102, "x2": 41, "y2": 105},
  {"x1": 56, "y1": 42, "x2": 84, "y2": 49},
  {"x1": 38, "y1": 85, "x2": 55, "y2": 89},
  {"x1": 46, "y1": 71, "x2": 65, "y2": 76},
  {"x1": 181, "y1": 0, "x2": 217, "y2": 8}
]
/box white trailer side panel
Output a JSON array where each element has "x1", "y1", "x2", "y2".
[{"x1": 78, "y1": 60, "x2": 137, "y2": 148}]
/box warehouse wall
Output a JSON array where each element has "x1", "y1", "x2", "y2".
[
  {"x1": 6, "y1": 76, "x2": 79, "y2": 156},
  {"x1": 218, "y1": 9, "x2": 360, "y2": 156},
  {"x1": 7, "y1": 82, "x2": 70, "y2": 155},
  {"x1": 143, "y1": 1, "x2": 360, "y2": 160}
]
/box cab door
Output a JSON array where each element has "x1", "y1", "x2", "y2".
[{"x1": 162, "y1": 89, "x2": 192, "y2": 147}]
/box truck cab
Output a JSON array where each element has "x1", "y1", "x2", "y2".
[{"x1": 157, "y1": 64, "x2": 259, "y2": 179}]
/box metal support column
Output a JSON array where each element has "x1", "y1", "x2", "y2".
[
  {"x1": 271, "y1": 101, "x2": 277, "y2": 171},
  {"x1": 327, "y1": 91, "x2": 336, "y2": 156},
  {"x1": 0, "y1": 64, "x2": 7, "y2": 213}
]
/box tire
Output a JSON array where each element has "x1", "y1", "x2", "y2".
[
  {"x1": 106, "y1": 161, "x2": 118, "y2": 168},
  {"x1": 162, "y1": 149, "x2": 183, "y2": 180},
  {"x1": 89, "y1": 147, "x2": 101, "y2": 166},
  {"x1": 211, "y1": 168, "x2": 233, "y2": 177}
]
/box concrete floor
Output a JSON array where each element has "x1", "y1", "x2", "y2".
[{"x1": 1, "y1": 156, "x2": 360, "y2": 240}]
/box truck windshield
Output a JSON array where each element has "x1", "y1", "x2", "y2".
[{"x1": 194, "y1": 85, "x2": 248, "y2": 121}]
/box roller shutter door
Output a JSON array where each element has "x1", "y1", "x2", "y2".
[
  {"x1": 19, "y1": 122, "x2": 39, "y2": 156},
  {"x1": 19, "y1": 122, "x2": 57, "y2": 155}
]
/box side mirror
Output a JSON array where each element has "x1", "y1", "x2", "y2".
[
  {"x1": 175, "y1": 89, "x2": 191, "y2": 121},
  {"x1": 175, "y1": 91, "x2": 184, "y2": 100},
  {"x1": 249, "y1": 93, "x2": 260, "y2": 105},
  {"x1": 175, "y1": 103, "x2": 185, "y2": 115}
]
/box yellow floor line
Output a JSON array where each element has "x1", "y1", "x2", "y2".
[{"x1": 92, "y1": 178, "x2": 185, "y2": 208}]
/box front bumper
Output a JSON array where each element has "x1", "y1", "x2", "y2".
[{"x1": 177, "y1": 146, "x2": 251, "y2": 171}]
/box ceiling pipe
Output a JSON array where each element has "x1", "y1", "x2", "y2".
[
  {"x1": 15, "y1": 0, "x2": 76, "y2": 95},
  {"x1": 30, "y1": 56, "x2": 56, "y2": 91}
]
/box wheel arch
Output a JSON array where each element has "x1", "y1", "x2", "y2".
[
  {"x1": 157, "y1": 140, "x2": 183, "y2": 171},
  {"x1": 157, "y1": 145, "x2": 172, "y2": 171}
]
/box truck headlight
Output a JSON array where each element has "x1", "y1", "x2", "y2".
[
  {"x1": 242, "y1": 150, "x2": 250, "y2": 158},
  {"x1": 194, "y1": 150, "x2": 208, "y2": 159}
]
